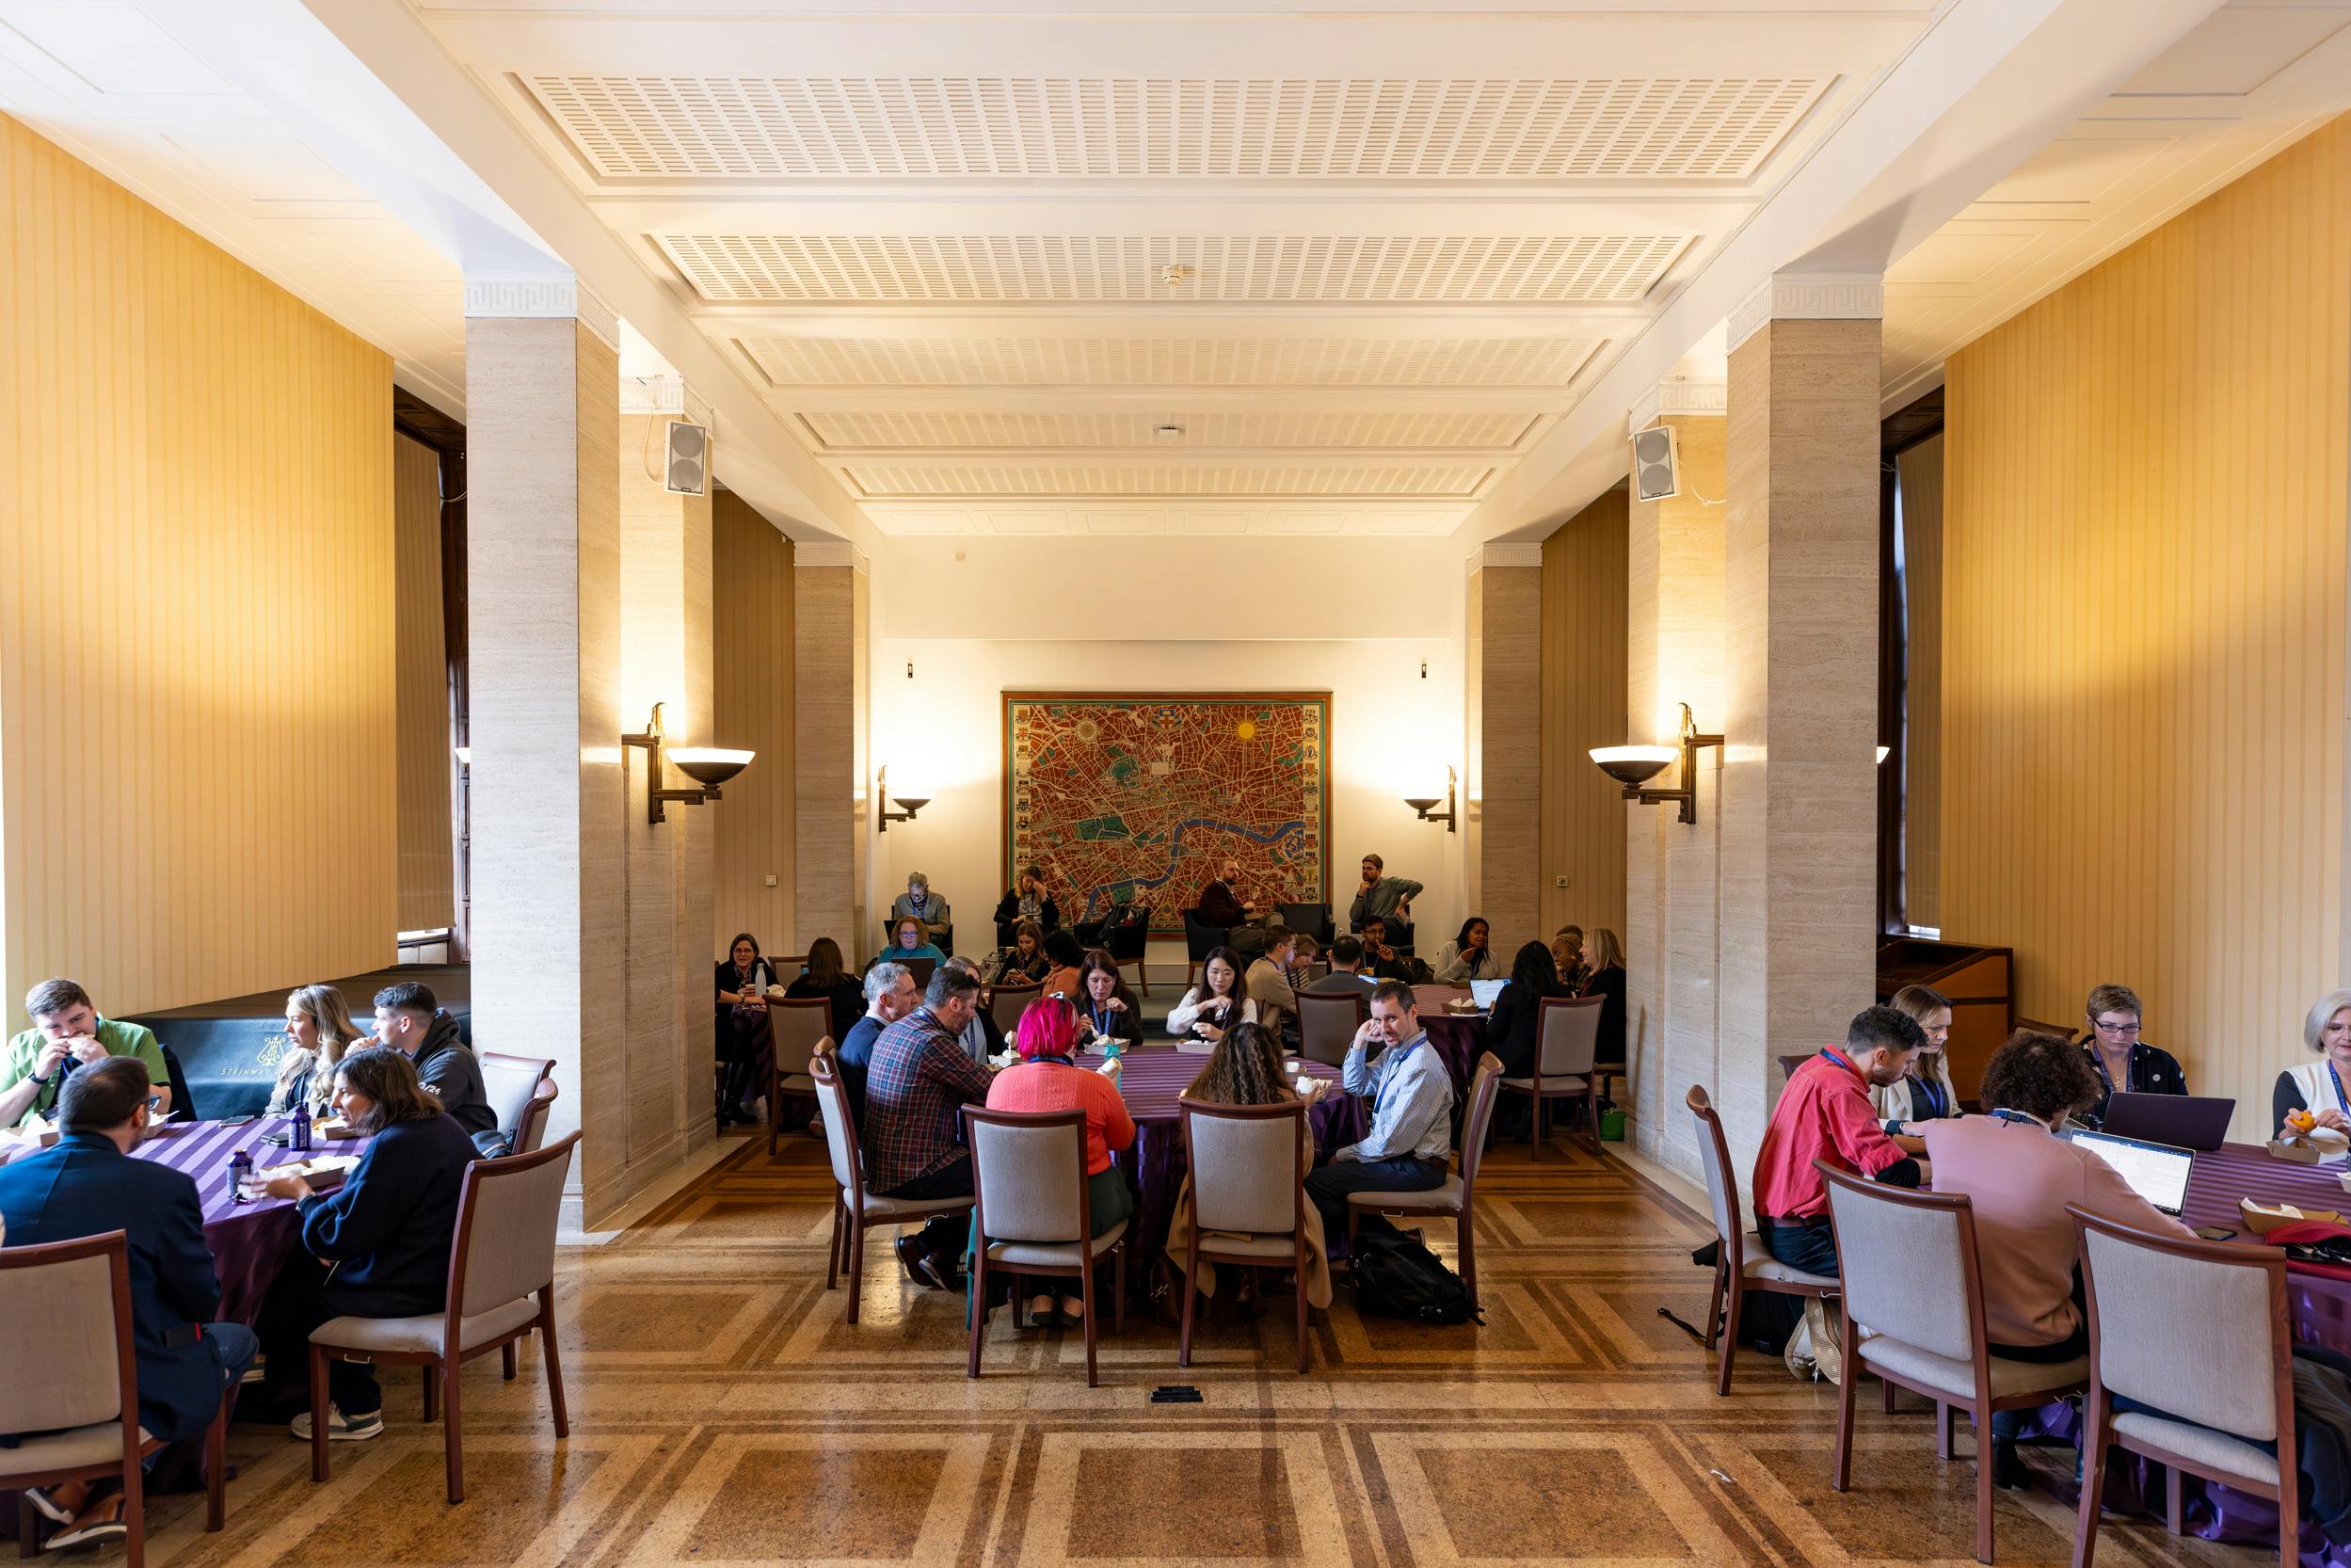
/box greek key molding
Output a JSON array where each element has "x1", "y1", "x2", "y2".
[
  {"x1": 1472, "y1": 543, "x2": 1543, "y2": 571},
  {"x1": 463, "y1": 273, "x2": 619, "y2": 352},
  {"x1": 796, "y1": 541, "x2": 868, "y2": 574},
  {"x1": 1627, "y1": 377, "x2": 1728, "y2": 434},
  {"x1": 620, "y1": 375, "x2": 712, "y2": 426},
  {"x1": 1727, "y1": 272, "x2": 1883, "y2": 353}
]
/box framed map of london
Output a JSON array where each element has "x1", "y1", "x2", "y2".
[{"x1": 1004, "y1": 692, "x2": 1331, "y2": 933}]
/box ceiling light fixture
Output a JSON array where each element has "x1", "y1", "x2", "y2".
[{"x1": 1157, "y1": 263, "x2": 1193, "y2": 287}]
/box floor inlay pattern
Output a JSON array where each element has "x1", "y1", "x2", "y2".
[{"x1": 128, "y1": 1132, "x2": 2244, "y2": 1567}]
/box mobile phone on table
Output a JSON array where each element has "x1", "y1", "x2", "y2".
[
  {"x1": 219, "y1": 1114, "x2": 256, "y2": 1127},
  {"x1": 260, "y1": 1132, "x2": 290, "y2": 1146},
  {"x1": 2195, "y1": 1225, "x2": 2237, "y2": 1241}
]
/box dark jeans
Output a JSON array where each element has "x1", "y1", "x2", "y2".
[
  {"x1": 881, "y1": 1157, "x2": 973, "y2": 1258},
  {"x1": 1305, "y1": 1153, "x2": 1447, "y2": 1256},
  {"x1": 256, "y1": 1254, "x2": 408, "y2": 1416},
  {"x1": 1760, "y1": 1222, "x2": 1840, "y2": 1277}
]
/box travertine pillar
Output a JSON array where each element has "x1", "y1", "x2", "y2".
[
  {"x1": 619, "y1": 376, "x2": 715, "y2": 1165},
  {"x1": 1718, "y1": 274, "x2": 1884, "y2": 1173},
  {"x1": 1467, "y1": 545, "x2": 1543, "y2": 953},
  {"x1": 1622, "y1": 383, "x2": 1728, "y2": 1176},
  {"x1": 794, "y1": 544, "x2": 868, "y2": 954},
  {"x1": 464, "y1": 276, "x2": 623, "y2": 1223}
]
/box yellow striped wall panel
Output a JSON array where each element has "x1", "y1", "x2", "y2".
[
  {"x1": 711, "y1": 491, "x2": 795, "y2": 958},
  {"x1": 1896, "y1": 433, "x2": 1943, "y2": 930},
  {"x1": 1942, "y1": 115, "x2": 2351, "y2": 1137},
  {"x1": 0, "y1": 114, "x2": 395, "y2": 1029},
  {"x1": 1541, "y1": 484, "x2": 1630, "y2": 942},
  {"x1": 393, "y1": 433, "x2": 454, "y2": 933}
]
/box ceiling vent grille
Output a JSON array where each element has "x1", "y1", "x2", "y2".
[
  {"x1": 842, "y1": 464, "x2": 1494, "y2": 498},
  {"x1": 528, "y1": 76, "x2": 1825, "y2": 181},
  {"x1": 799, "y1": 410, "x2": 1534, "y2": 450},
  {"x1": 745, "y1": 336, "x2": 1599, "y2": 388},
  {"x1": 658, "y1": 233, "x2": 1687, "y2": 303}
]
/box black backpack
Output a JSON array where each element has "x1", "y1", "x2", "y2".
[{"x1": 1350, "y1": 1228, "x2": 1482, "y2": 1325}]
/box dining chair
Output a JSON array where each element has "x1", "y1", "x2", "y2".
[
  {"x1": 1104, "y1": 905, "x2": 1153, "y2": 997},
  {"x1": 1346, "y1": 1052, "x2": 1505, "y2": 1311},
  {"x1": 306, "y1": 1132, "x2": 580, "y2": 1504},
  {"x1": 810, "y1": 1055, "x2": 971, "y2": 1325},
  {"x1": 1297, "y1": 990, "x2": 1365, "y2": 1067},
  {"x1": 1178, "y1": 1097, "x2": 1314, "y2": 1371},
  {"x1": 1685, "y1": 1085, "x2": 1837, "y2": 1395},
  {"x1": 480, "y1": 1051, "x2": 558, "y2": 1156},
  {"x1": 1498, "y1": 996, "x2": 1602, "y2": 1154},
  {"x1": 0, "y1": 1231, "x2": 232, "y2": 1563},
  {"x1": 1181, "y1": 910, "x2": 1228, "y2": 990},
  {"x1": 2070, "y1": 1206, "x2": 2297, "y2": 1568},
  {"x1": 1819, "y1": 1161, "x2": 2087, "y2": 1565},
  {"x1": 765, "y1": 998, "x2": 835, "y2": 1157},
  {"x1": 964, "y1": 1106, "x2": 1128, "y2": 1387},
  {"x1": 989, "y1": 980, "x2": 1045, "y2": 1039}
]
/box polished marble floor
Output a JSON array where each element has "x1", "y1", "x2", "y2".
[{"x1": 127, "y1": 1130, "x2": 2248, "y2": 1568}]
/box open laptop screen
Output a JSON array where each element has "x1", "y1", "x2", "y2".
[
  {"x1": 1469, "y1": 978, "x2": 1509, "y2": 1010},
  {"x1": 2068, "y1": 1129, "x2": 2195, "y2": 1215}
]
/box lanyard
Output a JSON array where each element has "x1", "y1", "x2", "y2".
[
  {"x1": 2329, "y1": 1064, "x2": 2350, "y2": 1113},
  {"x1": 1093, "y1": 1002, "x2": 1115, "y2": 1036},
  {"x1": 1817, "y1": 1047, "x2": 1862, "y2": 1083},
  {"x1": 2090, "y1": 1044, "x2": 2135, "y2": 1095},
  {"x1": 1912, "y1": 1071, "x2": 1947, "y2": 1120},
  {"x1": 1991, "y1": 1108, "x2": 2045, "y2": 1129}
]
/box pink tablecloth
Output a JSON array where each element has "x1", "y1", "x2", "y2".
[{"x1": 131, "y1": 1116, "x2": 371, "y2": 1324}]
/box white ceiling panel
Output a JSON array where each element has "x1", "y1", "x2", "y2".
[
  {"x1": 743, "y1": 335, "x2": 1602, "y2": 389},
  {"x1": 842, "y1": 462, "x2": 1495, "y2": 499},
  {"x1": 797, "y1": 410, "x2": 1537, "y2": 452}
]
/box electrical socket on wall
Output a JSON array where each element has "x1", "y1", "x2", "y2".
[
  {"x1": 764, "y1": 874, "x2": 778, "y2": 888},
  {"x1": 1553, "y1": 874, "x2": 1569, "y2": 888}
]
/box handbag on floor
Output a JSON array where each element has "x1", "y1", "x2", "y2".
[{"x1": 1351, "y1": 1224, "x2": 1482, "y2": 1325}]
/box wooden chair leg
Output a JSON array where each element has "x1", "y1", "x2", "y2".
[
  {"x1": 2277, "y1": 1447, "x2": 2299, "y2": 1568},
  {"x1": 1179, "y1": 1232, "x2": 1200, "y2": 1368},
  {"x1": 825, "y1": 1198, "x2": 844, "y2": 1290},
  {"x1": 1113, "y1": 1241, "x2": 1126, "y2": 1336},
  {"x1": 2071, "y1": 1389, "x2": 2109, "y2": 1568},
  {"x1": 1974, "y1": 1401, "x2": 1994, "y2": 1564},
  {"x1": 2165, "y1": 1464, "x2": 2183, "y2": 1535},
  {"x1": 767, "y1": 1068, "x2": 781, "y2": 1160},
  {"x1": 1704, "y1": 1261, "x2": 1727, "y2": 1352},
  {"x1": 1716, "y1": 1279, "x2": 1742, "y2": 1397},
  {"x1": 310, "y1": 1342, "x2": 331, "y2": 1483},
  {"x1": 205, "y1": 1395, "x2": 229, "y2": 1530},
  {"x1": 967, "y1": 1246, "x2": 987, "y2": 1379},
  {"x1": 1831, "y1": 1326, "x2": 1858, "y2": 1492},
  {"x1": 18, "y1": 1494, "x2": 41, "y2": 1560},
  {"x1": 120, "y1": 1437, "x2": 147, "y2": 1568},
  {"x1": 1457, "y1": 1208, "x2": 1477, "y2": 1313},
  {"x1": 442, "y1": 1359, "x2": 465, "y2": 1506},
  {"x1": 539, "y1": 1288, "x2": 570, "y2": 1437},
  {"x1": 502, "y1": 1342, "x2": 519, "y2": 1381},
  {"x1": 424, "y1": 1366, "x2": 438, "y2": 1422},
  {"x1": 846, "y1": 1217, "x2": 866, "y2": 1325},
  {"x1": 1294, "y1": 1243, "x2": 1309, "y2": 1374},
  {"x1": 1881, "y1": 1376, "x2": 1896, "y2": 1415},
  {"x1": 1080, "y1": 1251, "x2": 1100, "y2": 1388},
  {"x1": 1938, "y1": 1400, "x2": 1956, "y2": 1461}
]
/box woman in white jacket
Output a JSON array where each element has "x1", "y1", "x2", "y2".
[
  {"x1": 1872, "y1": 984, "x2": 1962, "y2": 1136},
  {"x1": 1169, "y1": 946, "x2": 1257, "y2": 1046},
  {"x1": 2273, "y1": 988, "x2": 2351, "y2": 1137}
]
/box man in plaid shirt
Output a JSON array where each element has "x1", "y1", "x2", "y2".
[{"x1": 865, "y1": 964, "x2": 989, "y2": 1290}]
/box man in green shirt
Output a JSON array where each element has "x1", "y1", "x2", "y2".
[{"x1": 3, "y1": 978, "x2": 169, "y2": 1128}]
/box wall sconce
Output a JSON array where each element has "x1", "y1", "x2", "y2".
[
  {"x1": 1402, "y1": 764, "x2": 1458, "y2": 834},
  {"x1": 876, "y1": 763, "x2": 930, "y2": 833},
  {"x1": 619, "y1": 702, "x2": 754, "y2": 824},
  {"x1": 1590, "y1": 703, "x2": 1723, "y2": 825}
]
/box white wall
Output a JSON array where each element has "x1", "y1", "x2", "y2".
[{"x1": 863, "y1": 535, "x2": 1474, "y2": 970}]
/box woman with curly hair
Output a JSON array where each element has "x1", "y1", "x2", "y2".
[
  {"x1": 1162, "y1": 1021, "x2": 1335, "y2": 1311},
  {"x1": 1922, "y1": 1029, "x2": 2192, "y2": 1488}
]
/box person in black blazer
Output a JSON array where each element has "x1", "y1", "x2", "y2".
[
  {"x1": 1580, "y1": 927, "x2": 1627, "y2": 1069},
  {"x1": 254, "y1": 1046, "x2": 480, "y2": 1441},
  {"x1": 782, "y1": 936, "x2": 865, "y2": 1044},
  {"x1": 1484, "y1": 941, "x2": 1568, "y2": 1080},
  {"x1": 0, "y1": 1059, "x2": 257, "y2": 1547}
]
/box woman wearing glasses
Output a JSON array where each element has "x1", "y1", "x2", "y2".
[{"x1": 2076, "y1": 983, "x2": 2186, "y2": 1127}]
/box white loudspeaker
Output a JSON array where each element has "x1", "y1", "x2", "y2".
[
  {"x1": 664, "y1": 420, "x2": 710, "y2": 497},
  {"x1": 1630, "y1": 423, "x2": 1679, "y2": 503}
]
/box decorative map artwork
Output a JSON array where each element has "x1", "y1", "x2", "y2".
[{"x1": 1004, "y1": 693, "x2": 1331, "y2": 932}]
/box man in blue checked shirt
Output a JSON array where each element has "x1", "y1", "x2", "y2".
[{"x1": 1306, "y1": 979, "x2": 1454, "y2": 1254}]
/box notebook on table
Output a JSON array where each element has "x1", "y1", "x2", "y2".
[{"x1": 2067, "y1": 1129, "x2": 2196, "y2": 1215}]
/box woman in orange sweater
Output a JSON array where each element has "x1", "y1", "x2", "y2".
[{"x1": 982, "y1": 996, "x2": 1138, "y2": 1325}]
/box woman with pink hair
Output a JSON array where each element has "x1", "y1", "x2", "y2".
[{"x1": 980, "y1": 995, "x2": 1138, "y2": 1325}]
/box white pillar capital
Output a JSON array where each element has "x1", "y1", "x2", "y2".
[
  {"x1": 797, "y1": 541, "x2": 869, "y2": 575},
  {"x1": 462, "y1": 270, "x2": 618, "y2": 352},
  {"x1": 1727, "y1": 271, "x2": 1884, "y2": 353},
  {"x1": 620, "y1": 374, "x2": 712, "y2": 427},
  {"x1": 1467, "y1": 543, "x2": 1543, "y2": 576},
  {"x1": 1627, "y1": 377, "x2": 1729, "y2": 435}
]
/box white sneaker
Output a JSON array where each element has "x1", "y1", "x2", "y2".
[{"x1": 289, "y1": 1404, "x2": 384, "y2": 1442}]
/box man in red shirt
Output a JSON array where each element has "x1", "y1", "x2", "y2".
[{"x1": 1751, "y1": 1005, "x2": 1929, "y2": 1276}]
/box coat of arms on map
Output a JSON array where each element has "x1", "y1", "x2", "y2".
[{"x1": 1003, "y1": 692, "x2": 1331, "y2": 934}]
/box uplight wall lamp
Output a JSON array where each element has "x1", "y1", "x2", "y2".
[
  {"x1": 619, "y1": 702, "x2": 754, "y2": 824},
  {"x1": 1590, "y1": 704, "x2": 1723, "y2": 826},
  {"x1": 876, "y1": 764, "x2": 929, "y2": 833},
  {"x1": 1403, "y1": 764, "x2": 1458, "y2": 833}
]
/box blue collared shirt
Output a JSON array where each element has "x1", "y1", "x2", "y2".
[{"x1": 1341, "y1": 1030, "x2": 1454, "y2": 1162}]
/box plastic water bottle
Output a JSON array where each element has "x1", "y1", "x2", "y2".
[
  {"x1": 291, "y1": 1100, "x2": 312, "y2": 1154},
  {"x1": 229, "y1": 1147, "x2": 254, "y2": 1203}
]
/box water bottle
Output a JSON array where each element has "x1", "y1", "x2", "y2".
[
  {"x1": 229, "y1": 1147, "x2": 254, "y2": 1203},
  {"x1": 291, "y1": 1100, "x2": 312, "y2": 1154}
]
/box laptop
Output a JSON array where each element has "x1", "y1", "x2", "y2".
[
  {"x1": 2067, "y1": 1129, "x2": 2196, "y2": 1215},
  {"x1": 1469, "y1": 978, "x2": 1509, "y2": 1010},
  {"x1": 2100, "y1": 1091, "x2": 2236, "y2": 1152}
]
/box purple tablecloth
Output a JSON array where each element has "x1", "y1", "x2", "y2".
[{"x1": 132, "y1": 1116, "x2": 371, "y2": 1324}]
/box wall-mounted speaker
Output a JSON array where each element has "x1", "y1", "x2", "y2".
[
  {"x1": 664, "y1": 420, "x2": 710, "y2": 496},
  {"x1": 1630, "y1": 423, "x2": 1678, "y2": 503}
]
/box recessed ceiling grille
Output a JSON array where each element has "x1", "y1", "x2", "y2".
[
  {"x1": 799, "y1": 410, "x2": 1535, "y2": 450},
  {"x1": 658, "y1": 233, "x2": 1687, "y2": 303},
  {"x1": 843, "y1": 464, "x2": 1494, "y2": 498},
  {"x1": 744, "y1": 336, "x2": 1598, "y2": 387},
  {"x1": 529, "y1": 76, "x2": 1826, "y2": 181}
]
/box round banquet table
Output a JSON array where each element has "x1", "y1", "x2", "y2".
[{"x1": 130, "y1": 1115, "x2": 372, "y2": 1325}]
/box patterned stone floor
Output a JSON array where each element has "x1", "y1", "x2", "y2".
[{"x1": 127, "y1": 1130, "x2": 2249, "y2": 1568}]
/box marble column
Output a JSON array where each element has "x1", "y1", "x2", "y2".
[
  {"x1": 463, "y1": 276, "x2": 623, "y2": 1223},
  {"x1": 794, "y1": 544, "x2": 868, "y2": 955},
  {"x1": 619, "y1": 376, "x2": 716, "y2": 1165},
  {"x1": 1621, "y1": 382, "x2": 1728, "y2": 1176},
  {"x1": 1718, "y1": 274, "x2": 1884, "y2": 1175},
  {"x1": 1467, "y1": 545, "x2": 1543, "y2": 955}
]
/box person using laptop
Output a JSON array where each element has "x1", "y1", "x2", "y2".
[
  {"x1": 1872, "y1": 984, "x2": 1963, "y2": 1140},
  {"x1": 1924, "y1": 1030, "x2": 2194, "y2": 1491},
  {"x1": 2078, "y1": 983, "x2": 2187, "y2": 1126},
  {"x1": 2272, "y1": 988, "x2": 2351, "y2": 1138}
]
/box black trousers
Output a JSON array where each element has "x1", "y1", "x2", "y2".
[
  {"x1": 880, "y1": 1158, "x2": 973, "y2": 1257},
  {"x1": 256, "y1": 1254, "x2": 426, "y2": 1416}
]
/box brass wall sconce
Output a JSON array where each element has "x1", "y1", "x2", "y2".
[
  {"x1": 619, "y1": 702, "x2": 754, "y2": 824},
  {"x1": 1402, "y1": 764, "x2": 1458, "y2": 833},
  {"x1": 1590, "y1": 704, "x2": 1723, "y2": 825},
  {"x1": 876, "y1": 764, "x2": 929, "y2": 833}
]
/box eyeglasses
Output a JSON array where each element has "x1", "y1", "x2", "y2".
[
  {"x1": 2091, "y1": 1019, "x2": 2142, "y2": 1037},
  {"x1": 144, "y1": 1096, "x2": 164, "y2": 1113}
]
